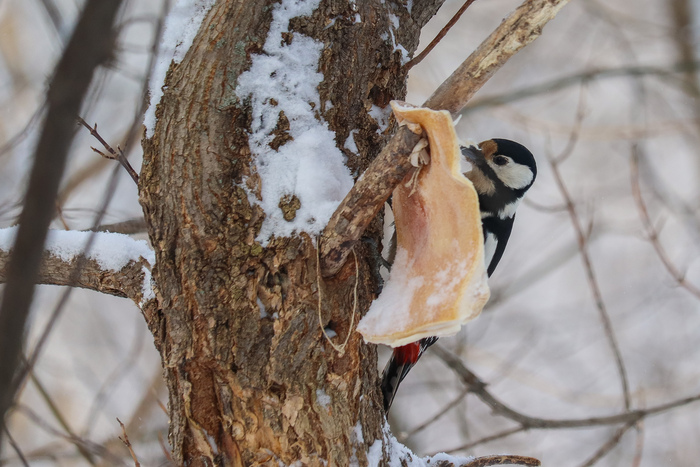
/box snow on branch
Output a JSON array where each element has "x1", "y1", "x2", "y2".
[
  {"x1": 320, "y1": 0, "x2": 571, "y2": 277},
  {"x1": 0, "y1": 227, "x2": 155, "y2": 307},
  {"x1": 362, "y1": 420, "x2": 541, "y2": 466}
]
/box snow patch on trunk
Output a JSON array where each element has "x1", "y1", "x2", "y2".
[
  {"x1": 144, "y1": 0, "x2": 217, "y2": 137},
  {"x1": 235, "y1": 0, "x2": 353, "y2": 244}
]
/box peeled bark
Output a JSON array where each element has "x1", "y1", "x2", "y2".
[{"x1": 139, "y1": 1, "x2": 444, "y2": 464}]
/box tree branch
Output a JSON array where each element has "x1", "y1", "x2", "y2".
[
  {"x1": 462, "y1": 61, "x2": 700, "y2": 114},
  {"x1": 0, "y1": 247, "x2": 152, "y2": 306},
  {"x1": 577, "y1": 421, "x2": 636, "y2": 467},
  {"x1": 547, "y1": 122, "x2": 631, "y2": 410},
  {"x1": 432, "y1": 345, "x2": 700, "y2": 430},
  {"x1": 77, "y1": 117, "x2": 139, "y2": 185},
  {"x1": 630, "y1": 145, "x2": 700, "y2": 301},
  {"x1": 403, "y1": 0, "x2": 478, "y2": 71},
  {"x1": 464, "y1": 455, "x2": 541, "y2": 467},
  {"x1": 0, "y1": 0, "x2": 124, "y2": 442},
  {"x1": 320, "y1": 0, "x2": 571, "y2": 277}
]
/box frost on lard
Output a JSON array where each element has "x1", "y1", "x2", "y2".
[
  {"x1": 357, "y1": 102, "x2": 490, "y2": 348},
  {"x1": 144, "y1": 0, "x2": 216, "y2": 138},
  {"x1": 235, "y1": 0, "x2": 353, "y2": 244}
]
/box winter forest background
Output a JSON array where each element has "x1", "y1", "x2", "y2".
[{"x1": 1, "y1": 0, "x2": 700, "y2": 465}]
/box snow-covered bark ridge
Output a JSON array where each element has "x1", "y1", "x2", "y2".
[
  {"x1": 144, "y1": 0, "x2": 217, "y2": 138},
  {"x1": 235, "y1": 0, "x2": 354, "y2": 244}
]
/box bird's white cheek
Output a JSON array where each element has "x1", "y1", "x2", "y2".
[
  {"x1": 498, "y1": 164, "x2": 534, "y2": 190},
  {"x1": 484, "y1": 232, "x2": 497, "y2": 268}
]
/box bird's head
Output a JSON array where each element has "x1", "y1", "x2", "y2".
[{"x1": 462, "y1": 138, "x2": 537, "y2": 203}]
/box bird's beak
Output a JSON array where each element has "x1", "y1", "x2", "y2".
[{"x1": 461, "y1": 144, "x2": 486, "y2": 168}]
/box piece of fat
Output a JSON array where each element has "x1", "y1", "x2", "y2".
[{"x1": 357, "y1": 101, "x2": 490, "y2": 348}]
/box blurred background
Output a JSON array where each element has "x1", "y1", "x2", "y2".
[{"x1": 2, "y1": 0, "x2": 700, "y2": 465}]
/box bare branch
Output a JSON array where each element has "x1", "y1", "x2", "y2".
[
  {"x1": 401, "y1": 387, "x2": 470, "y2": 442},
  {"x1": 631, "y1": 421, "x2": 645, "y2": 467},
  {"x1": 577, "y1": 422, "x2": 636, "y2": 467},
  {"x1": 117, "y1": 419, "x2": 141, "y2": 467},
  {"x1": 424, "y1": 0, "x2": 571, "y2": 114},
  {"x1": 0, "y1": 247, "x2": 151, "y2": 306},
  {"x1": 630, "y1": 146, "x2": 700, "y2": 301},
  {"x1": 433, "y1": 345, "x2": 700, "y2": 430},
  {"x1": 549, "y1": 159, "x2": 631, "y2": 409},
  {"x1": 320, "y1": 126, "x2": 422, "y2": 276},
  {"x1": 547, "y1": 107, "x2": 631, "y2": 410},
  {"x1": 77, "y1": 117, "x2": 139, "y2": 184},
  {"x1": 320, "y1": 0, "x2": 571, "y2": 276},
  {"x1": 29, "y1": 373, "x2": 96, "y2": 466},
  {"x1": 403, "y1": 0, "x2": 478, "y2": 70},
  {"x1": 13, "y1": 405, "x2": 120, "y2": 464},
  {"x1": 0, "y1": 0, "x2": 125, "y2": 441},
  {"x1": 90, "y1": 218, "x2": 148, "y2": 235},
  {"x1": 462, "y1": 61, "x2": 700, "y2": 114},
  {"x1": 439, "y1": 426, "x2": 526, "y2": 455},
  {"x1": 2, "y1": 426, "x2": 29, "y2": 467},
  {"x1": 463, "y1": 455, "x2": 541, "y2": 467}
]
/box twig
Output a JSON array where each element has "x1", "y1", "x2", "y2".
[
  {"x1": 158, "y1": 432, "x2": 175, "y2": 465},
  {"x1": 403, "y1": 0, "x2": 478, "y2": 70},
  {"x1": 30, "y1": 372, "x2": 96, "y2": 465},
  {"x1": 522, "y1": 197, "x2": 568, "y2": 213},
  {"x1": 320, "y1": 0, "x2": 571, "y2": 277},
  {"x1": 631, "y1": 420, "x2": 645, "y2": 467},
  {"x1": 2, "y1": 425, "x2": 29, "y2": 467},
  {"x1": 55, "y1": 202, "x2": 71, "y2": 230},
  {"x1": 14, "y1": 404, "x2": 119, "y2": 463},
  {"x1": 577, "y1": 421, "x2": 636, "y2": 467},
  {"x1": 83, "y1": 314, "x2": 146, "y2": 438},
  {"x1": 117, "y1": 418, "x2": 141, "y2": 467},
  {"x1": 629, "y1": 146, "x2": 700, "y2": 301},
  {"x1": 548, "y1": 159, "x2": 630, "y2": 409},
  {"x1": 551, "y1": 86, "x2": 587, "y2": 165},
  {"x1": 432, "y1": 345, "x2": 700, "y2": 430},
  {"x1": 439, "y1": 426, "x2": 526, "y2": 455},
  {"x1": 10, "y1": 166, "x2": 128, "y2": 416},
  {"x1": 401, "y1": 387, "x2": 470, "y2": 441},
  {"x1": 461, "y1": 61, "x2": 700, "y2": 114},
  {"x1": 0, "y1": 0, "x2": 124, "y2": 441},
  {"x1": 464, "y1": 454, "x2": 540, "y2": 467},
  {"x1": 90, "y1": 218, "x2": 148, "y2": 235},
  {"x1": 0, "y1": 103, "x2": 47, "y2": 159},
  {"x1": 547, "y1": 103, "x2": 631, "y2": 410},
  {"x1": 77, "y1": 117, "x2": 139, "y2": 184}
]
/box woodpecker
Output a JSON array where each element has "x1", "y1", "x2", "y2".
[{"x1": 381, "y1": 138, "x2": 537, "y2": 411}]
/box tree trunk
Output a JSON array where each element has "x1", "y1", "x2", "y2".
[{"x1": 139, "y1": 1, "x2": 443, "y2": 464}]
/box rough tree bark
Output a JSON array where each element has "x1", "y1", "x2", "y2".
[{"x1": 140, "y1": 1, "x2": 444, "y2": 465}]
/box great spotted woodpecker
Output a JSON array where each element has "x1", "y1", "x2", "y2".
[{"x1": 381, "y1": 138, "x2": 538, "y2": 411}]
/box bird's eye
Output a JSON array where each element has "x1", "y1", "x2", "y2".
[{"x1": 494, "y1": 155, "x2": 509, "y2": 166}]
